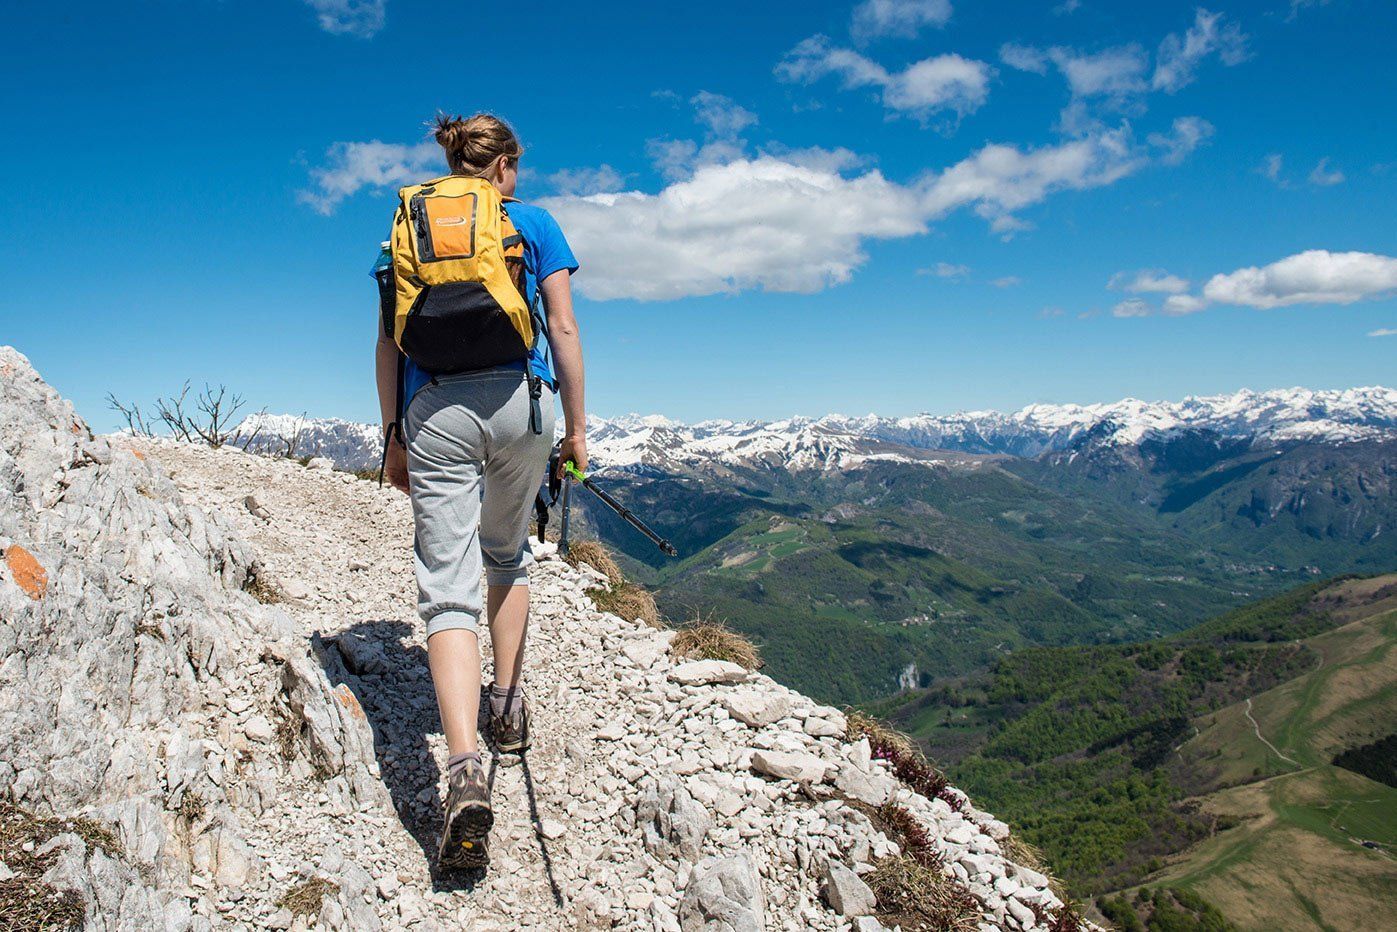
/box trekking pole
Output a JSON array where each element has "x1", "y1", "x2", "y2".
[
  {"x1": 558, "y1": 478, "x2": 572, "y2": 557},
  {"x1": 562, "y1": 461, "x2": 678, "y2": 557}
]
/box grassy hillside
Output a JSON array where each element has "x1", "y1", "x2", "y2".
[
  {"x1": 871, "y1": 575, "x2": 1397, "y2": 928},
  {"x1": 579, "y1": 461, "x2": 1295, "y2": 704},
  {"x1": 1150, "y1": 575, "x2": 1397, "y2": 930}
]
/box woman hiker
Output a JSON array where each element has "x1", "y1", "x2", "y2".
[{"x1": 374, "y1": 112, "x2": 586, "y2": 870}]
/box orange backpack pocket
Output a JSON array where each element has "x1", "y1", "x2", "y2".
[{"x1": 410, "y1": 191, "x2": 478, "y2": 261}]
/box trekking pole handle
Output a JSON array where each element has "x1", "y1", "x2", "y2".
[{"x1": 562, "y1": 460, "x2": 678, "y2": 558}]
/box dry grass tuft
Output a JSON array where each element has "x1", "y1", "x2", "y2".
[
  {"x1": 1, "y1": 800, "x2": 116, "y2": 931},
  {"x1": 592, "y1": 582, "x2": 664, "y2": 629},
  {"x1": 178, "y1": 792, "x2": 206, "y2": 825},
  {"x1": 134, "y1": 621, "x2": 165, "y2": 641},
  {"x1": 275, "y1": 709, "x2": 301, "y2": 762},
  {"x1": 278, "y1": 877, "x2": 338, "y2": 917},
  {"x1": 867, "y1": 855, "x2": 980, "y2": 932},
  {"x1": 847, "y1": 711, "x2": 918, "y2": 760},
  {"x1": 565, "y1": 539, "x2": 623, "y2": 587},
  {"x1": 847, "y1": 711, "x2": 965, "y2": 813},
  {"x1": 1003, "y1": 833, "x2": 1046, "y2": 872},
  {"x1": 876, "y1": 803, "x2": 942, "y2": 870},
  {"x1": 670, "y1": 618, "x2": 761, "y2": 670},
  {"x1": 242, "y1": 569, "x2": 284, "y2": 605}
]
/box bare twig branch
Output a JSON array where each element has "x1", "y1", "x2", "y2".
[{"x1": 105, "y1": 393, "x2": 154, "y2": 437}]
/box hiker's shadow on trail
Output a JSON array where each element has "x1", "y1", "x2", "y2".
[
  {"x1": 314, "y1": 620, "x2": 562, "y2": 903},
  {"x1": 314, "y1": 619, "x2": 481, "y2": 890}
]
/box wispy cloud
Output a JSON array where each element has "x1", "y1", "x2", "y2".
[
  {"x1": 303, "y1": 0, "x2": 386, "y2": 38},
  {"x1": 647, "y1": 92, "x2": 756, "y2": 181},
  {"x1": 1112, "y1": 298, "x2": 1152, "y2": 318},
  {"x1": 777, "y1": 36, "x2": 993, "y2": 125},
  {"x1": 999, "y1": 43, "x2": 1048, "y2": 75},
  {"x1": 691, "y1": 91, "x2": 758, "y2": 137},
  {"x1": 1258, "y1": 153, "x2": 1289, "y2": 187},
  {"x1": 1287, "y1": 0, "x2": 1332, "y2": 23},
  {"x1": 850, "y1": 0, "x2": 952, "y2": 42},
  {"x1": 546, "y1": 165, "x2": 625, "y2": 196},
  {"x1": 1162, "y1": 293, "x2": 1208, "y2": 315},
  {"x1": 1148, "y1": 116, "x2": 1214, "y2": 165},
  {"x1": 297, "y1": 139, "x2": 438, "y2": 214},
  {"x1": 1008, "y1": 9, "x2": 1248, "y2": 132},
  {"x1": 1369, "y1": 327, "x2": 1397, "y2": 337},
  {"x1": 1050, "y1": 45, "x2": 1149, "y2": 100},
  {"x1": 919, "y1": 262, "x2": 969, "y2": 279},
  {"x1": 1308, "y1": 157, "x2": 1345, "y2": 186},
  {"x1": 992, "y1": 276, "x2": 1022, "y2": 288},
  {"x1": 1152, "y1": 9, "x2": 1249, "y2": 93},
  {"x1": 1110, "y1": 269, "x2": 1190, "y2": 294}
]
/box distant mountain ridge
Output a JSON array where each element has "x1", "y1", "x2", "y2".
[
  {"x1": 239, "y1": 385, "x2": 1397, "y2": 474},
  {"x1": 587, "y1": 385, "x2": 1397, "y2": 474}
]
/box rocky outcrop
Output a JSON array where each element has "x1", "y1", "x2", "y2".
[
  {"x1": 0, "y1": 345, "x2": 1082, "y2": 930},
  {"x1": 0, "y1": 347, "x2": 387, "y2": 930}
]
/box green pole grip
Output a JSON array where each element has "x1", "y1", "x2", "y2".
[{"x1": 563, "y1": 461, "x2": 587, "y2": 482}]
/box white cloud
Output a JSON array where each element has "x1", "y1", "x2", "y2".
[
  {"x1": 1148, "y1": 116, "x2": 1214, "y2": 164},
  {"x1": 1049, "y1": 45, "x2": 1148, "y2": 100},
  {"x1": 542, "y1": 123, "x2": 1192, "y2": 301},
  {"x1": 1203, "y1": 250, "x2": 1397, "y2": 309},
  {"x1": 1287, "y1": 0, "x2": 1332, "y2": 22},
  {"x1": 1152, "y1": 9, "x2": 1249, "y2": 93},
  {"x1": 1054, "y1": 0, "x2": 1082, "y2": 14},
  {"x1": 540, "y1": 157, "x2": 927, "y2": 301},
  {"x1": 851, "y1": 0, "x2": 952, "y2": 41},
  {"x1": 1308, "y1": 157, "x2": 1345, "y2": 186},
  {"x1": 297, "y1": 140, "x2": 438, "y2": 214},
  {"x1": 1259, "y1": 153, "x2": 1286, "y2": 185},
  {"x1": 646, "y1": 93, "x2": 757, "y2": 182},
  {"x1": 1110, "y1": 269, "x2": 1190, "y2": 294},
  {"x1": 992, "y1": 276, "x2": 1022, "y2": 288},
  {"x1": 303, "y1": 0, "x2": 386, "y2": 38},
  {"x1": 920, "y1": 262, "x2": 969, "y2": 279},
  {"x1": 999, "y1": 43, "x2": 1048, "y2": 75},
  {"x1": 546, "y1": 165, "x2": 625, "y2": 196},
  {"x1": 777, "y1": 36, "x2": 993, "y2": 123},
  {"x1": 1163, "y1": 293, "x2": 1208, "y2": 315},
  {"x1": 1369, "y1": 327, "x2": 1397, "y2": 337},
  {"x1": 1112, "y1": 298, "x2": 1152, "y2": 318},
  {"x1": 691, "y1": 91, "x2": 758, "y2": 138},
  {"x1": 921, "y1": 120, "x2": 1207, "y2": 229}
]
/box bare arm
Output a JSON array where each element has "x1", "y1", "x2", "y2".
[
  {"x1": 540, "y1": 269, "x2": 587, "y2": 470},
  {"x1": 376, "y1": 327, "x2": 408, "y2": 491},
  {"x1": 376, "y1": 330, "x2": 401, "y2": 431}
]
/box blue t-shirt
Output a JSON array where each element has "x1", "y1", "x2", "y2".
[{"x1": 373, "y1": 200, "x2": 578, "y2": 409}]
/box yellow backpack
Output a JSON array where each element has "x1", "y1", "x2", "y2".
[{"x1": 387, "y1": 174, "x2": 535, "y2": 374}]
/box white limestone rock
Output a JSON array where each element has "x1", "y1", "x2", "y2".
[{"x1": 670, "y1": 660, "x2": 750, "y2": 687}]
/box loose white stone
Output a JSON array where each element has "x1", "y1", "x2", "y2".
[
  {"x1": 750, "y1": 749, "x2": 830, "y2": 784},
  {"x1": 669, "y1": 660, "x2": 749, "y2": 687}
]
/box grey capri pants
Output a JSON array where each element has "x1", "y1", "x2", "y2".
[{"x1": 403, "y1": 368, "x2": 555, "y2": 638}]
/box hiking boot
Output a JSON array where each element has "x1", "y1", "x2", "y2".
[
  {"x1": 437, "y1": 759, "x2": 492, "y2": 871},
  {"x1": 488, "y1": 683, "x2": 531, "y2": 753}
]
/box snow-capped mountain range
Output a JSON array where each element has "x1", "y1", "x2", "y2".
[{"x1": 238, "y1": 386, "x2": 1397, "y2": 474}]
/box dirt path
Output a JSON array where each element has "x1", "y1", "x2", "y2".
[{"x1": 1245, "y1": 697, "x2": 1300, "y2": 768}]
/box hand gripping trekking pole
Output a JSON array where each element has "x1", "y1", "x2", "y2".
[{"x1": 562, "y1": 461, "x2": 678, "y2": 557}]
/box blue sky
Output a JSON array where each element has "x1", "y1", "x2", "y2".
[{"x1": 2, "y1": 0, "x2": 1393, "y2": 431}]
